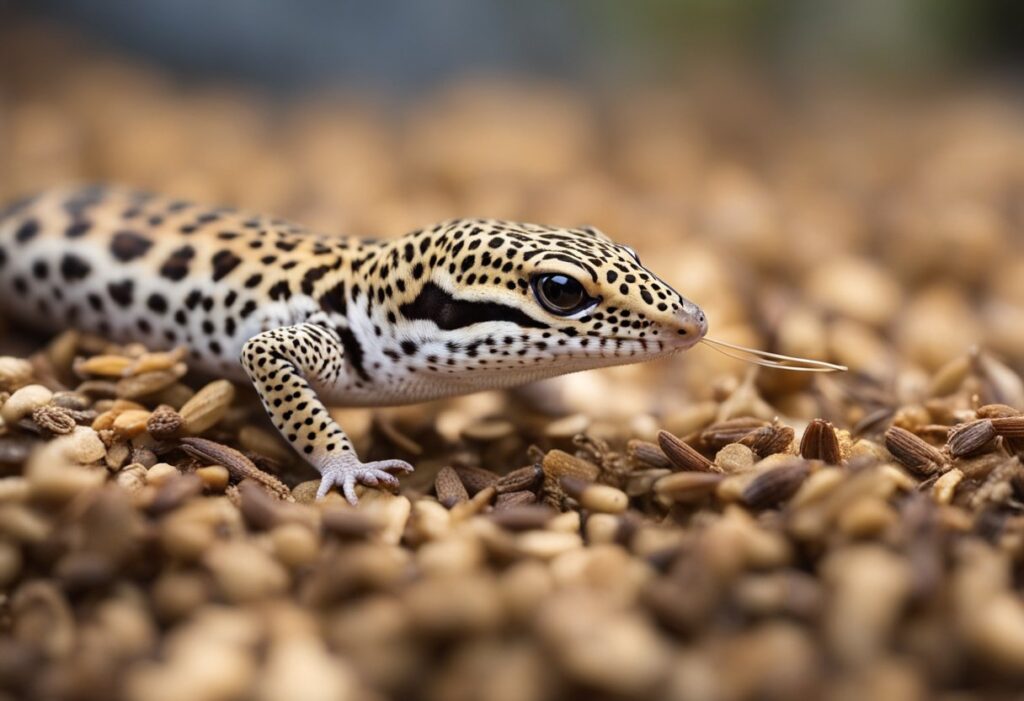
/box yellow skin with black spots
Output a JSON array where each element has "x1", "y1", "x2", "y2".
[{"x1": 0, "y1": 185, "x2": 707, "y2": 502}]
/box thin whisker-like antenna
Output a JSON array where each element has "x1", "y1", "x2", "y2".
[{"x1": 700, "y1": 337, "x2": 847, "y2": 373}]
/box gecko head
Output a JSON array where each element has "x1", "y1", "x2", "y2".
[{"x1": 393, "y1": 219, "x2": 707, "y2": 380}]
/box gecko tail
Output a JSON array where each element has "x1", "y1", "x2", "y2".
[{"x1": 699, "y1": 337, "x2": 847, "y2": 373}]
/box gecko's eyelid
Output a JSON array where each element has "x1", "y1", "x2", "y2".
[
  {"x1": 699, "y1": 337, "x2": 847, "y2": 373},
  {"x1": 622, "y1": 245, "x2": 640, "y2": 264}
]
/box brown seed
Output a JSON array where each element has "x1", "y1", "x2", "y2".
[
  {"x1": 495, "y1": 490, "x2": 538, "y2": 510},
  {"x1": 653, "y1": 471, "x2": 724, "y2": 502},
  {"x1": 976, "y1": 404, "x2": 1020, "y2": 420},
  {"x1": 800, "y1": 419, "x2": 841, "y2": 464},
  {"x1": 715, "y1": 443, "x2": 756, "y2": 474},
  {"x1": 0, "y1": 357, "x2": 33, "y2": 392},
  {"x1": 180, "y1": 437, "x2": 292, "y2": 500},
  {"x1": 542, "y1": 449, "x2": 600, "y2": 482},
  {"x1": 122, "y1": 348, "x2": 186, "y2": 375},
  {"x1": 742, "y1": 424, "x2": 796, "y2": 458},
  {"x1": 178, "y1": 379, "x2": 235, "y2": 435},
  {"x1": 50, "y1": 391, "x2": 91, "y2": 411},
  {"x1": 435, "y1": 466, "x2": 469, "y2": 508},
  {"x1": 112, "y1": 409, "x2": 152, "y2": 439},
  {"x1": 947, "y1": 420, "x2": 997, "y2": 457},
  {"x1": 105, "y1": 441, "x2": 131, "y2": 470},
  {"x1": 495, "y1": 464, "x2": 542, "y2": 494},
  {"x1": 700, "y1": 417, "x2": 770, "y2": 450},
  {"x1": 992, "y1": 416, "x2": 1024, "y2": 439},
  {"x1": 884, "y1": 426, "x2": 946, "y2": 475},
  {"x1": 115, "y1": 365, "x2": 187, "y2": 399},
  {"x1": 657, "y1": 430, "x2": 718, "y2": 472},
  {"x1": 73, "y1": 354, "x2": 132, "y2": 377},
  {"x1": 114, "y1": 463, "x2": 147, "y2": 492},
  {"x1": 741, "y1": 459, "x2": 811, "y2": 510},
  {"x1": 132, "y1": 446, "x2": 158, "y2": 468},
  {"x1": 0, "y1": 436, "x2": 35, "y2": 465},
  {"x1": 449, "y1": 485, "x2": 497, "y2": 522},
  {"x1": 30, "y1": 406, "x2": 76, "y2": 435},
  {"x1": 1, "y1": 385, "x2": 53, "y2": 424},
  {"x1": 625, "y1": 468, "x2": 672, "y2": 496},
  {"x1": 579, "y1": 483, "x2": 629, "y2": 514},
  {"x1": 75, "y1": 380, "x2": 119, "y2": 398},
  {"x1": 145, "y1": 462, "x2": 180, "y2": 486},
  {"x1": 559, "y1": 475, "x2": 591, "y2": 501},
  {"x1": 146, "y1": 405, "x2": 183, "y2": 440},
  {"x1": 196, "y1": 465, "x2": 230, "y2": 491},
  {"x1": 321, "y1": 505, "x2": 382, "y2": 539},
  {"x1": 932, "y1": 468, "x2": 964, "y2": 504},
  {"x1": 238, "y1": 479, "x2": 295, "y2": 530},
  {"x1": 452, "y1": 464, "x2": 500, "y2": 494},
  {"x1": 627, "y1": 439, "x2": 672, "y2": 470},
  {"x1": 148, "y1": 474, "x2": 203, "y2": 515},
  {"x1": 489, "y1": 504, "x2": 556, "y2": 531}
]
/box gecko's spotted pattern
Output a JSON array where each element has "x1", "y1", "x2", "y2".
[{"x1": 0, "y1": 185, "x2": 707, "y2": 502}]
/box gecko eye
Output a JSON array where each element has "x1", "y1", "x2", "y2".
[
  {"x1": 531, "y1": 273, "x2": 596, "y2": 316},
  {"x1": 622, "y1": 246, "x2": 641, "y2": 264}
]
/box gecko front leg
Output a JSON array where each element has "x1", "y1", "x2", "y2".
[{"x1": 240, "y1": 321, "x2": 413, "y2": 504}]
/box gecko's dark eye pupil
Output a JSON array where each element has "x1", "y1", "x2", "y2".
[{"x1": 532, "y1": 273, "x2": 593, "y2": 315}]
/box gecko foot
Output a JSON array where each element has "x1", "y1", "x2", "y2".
[{"x1": 316, "y1": 457, "x2": 414, "y2": 504}]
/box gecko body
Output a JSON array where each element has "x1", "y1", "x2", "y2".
[{"x1": 0, "y1": 185, "x2": 707, "y2": 501}]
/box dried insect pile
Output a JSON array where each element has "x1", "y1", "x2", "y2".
[
  {"x1": 2, "y1": 22, "x2": 1024, "y2": 701},
  {"x1": 2, "y1": 332, "x2": 1024, "y2": 701}
]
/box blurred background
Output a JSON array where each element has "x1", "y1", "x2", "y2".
[{"x1": 1, "y1": 0, "x2": 1022, "y2": 424}]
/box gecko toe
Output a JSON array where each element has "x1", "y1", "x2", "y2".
[{"x1": 316, "y1": 459, "x2": 414, "y2": 503}]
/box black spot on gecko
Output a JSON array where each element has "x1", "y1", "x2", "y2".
[
  {"x1": 60, "y1": 254, "x2": 91, "y2": 281},
  {"x1": 301, "y1": 265, "x2": 330, "y2": 295},
  {"x1": 319, "y1": 280, "x2": 347, "y2": 316},
  {"x1": 160, "y1": 245, "x2": 195, "y2": 281},
  {"x1": 211, "y1": 250, "x2": 242, "y2": 281},
  {"x1": 146, "y1": 293, "x2": 168, "y2": 314},
  {"x1": 337, "y1": 326, "x2": 370, "y2": 381},
  {"x1": 110, "y1": 230, "x2": 153, "y2": 261},
  {"x1": 65, "y1": 221, "x2": 91, "y2": 238},
  {"x1": 14, "y1": 219, "x2": 39, "y2": 244},
  {"x1": 107, "y1": 280, "x2": 134, "y2": 307},
  {"x1": 31, "y1": 260, "x2": 48, "y2": 280},
  {"x1": 268, "y1": 280, "x2": 291, "y2": 301}
]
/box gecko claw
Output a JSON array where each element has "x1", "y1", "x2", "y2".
[{"x1": 316, "y1": 458, "x2": 414, "y2": 504}]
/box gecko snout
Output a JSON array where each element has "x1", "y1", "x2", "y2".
[{"x1": 672, "y1": 302, "x2": 708, "y2": 345}]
